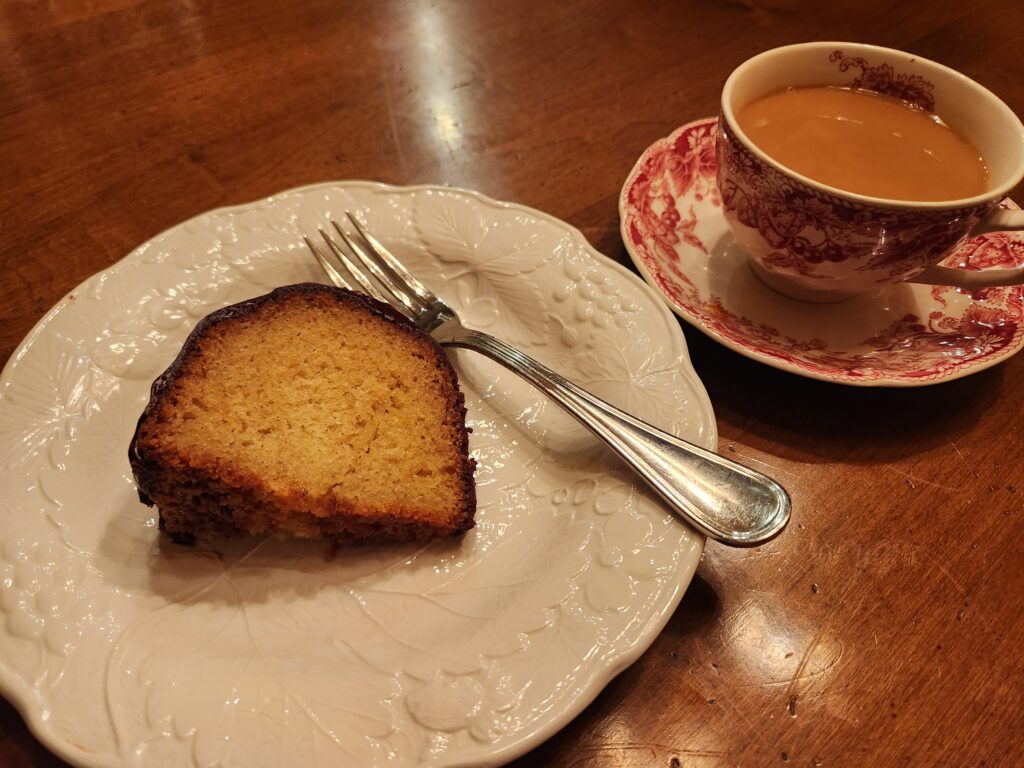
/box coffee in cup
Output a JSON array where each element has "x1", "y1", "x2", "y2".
[{"x1": 736, "y1": 86, "x2": 988, "y2": 202}]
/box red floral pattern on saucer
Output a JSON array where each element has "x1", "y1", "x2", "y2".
[{"x1": 619, "y1": 118, "x2": 1024, "y2": 386}]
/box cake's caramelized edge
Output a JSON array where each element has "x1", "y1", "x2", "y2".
[{"x1": 128, "y1": 282, "x2": 477, "y2": 540}]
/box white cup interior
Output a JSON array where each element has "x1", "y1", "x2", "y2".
[{"x1": 721, "y1": 42, "x2": 1024, "y2": 205}]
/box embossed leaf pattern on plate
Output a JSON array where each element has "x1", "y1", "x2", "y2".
[
  {"x1": 0, "y1": 183, "x2": 712, "y2": 768},
  {"x1": 413, "y1": 191, "x2": 561, "y2": 345}
]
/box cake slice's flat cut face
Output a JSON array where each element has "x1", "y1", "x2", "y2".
[{"x1": 131, "y1": 285, "x2": 475, "y2": 541}]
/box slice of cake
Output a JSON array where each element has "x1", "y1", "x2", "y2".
[{"x1": 128, "y1": 283, "x2": 476, "y2": 544}]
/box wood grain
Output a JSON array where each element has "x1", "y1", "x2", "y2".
[{"x1": 2, "y1": 1, "x2": 1023, "y2": 765}]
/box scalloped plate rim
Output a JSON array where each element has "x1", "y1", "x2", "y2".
[
  {"x1": 0, "y1": 180, "x2": 716, "y2": 768},
  {"x1": 618, "y1": 118, "x2": 1024, "y2": 388}
]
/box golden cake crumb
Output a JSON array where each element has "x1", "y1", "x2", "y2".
[{"x1": 129, "y1": 283, "x2": 476, "y2": 544}]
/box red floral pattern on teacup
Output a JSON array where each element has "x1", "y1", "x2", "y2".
[
  {"x1": 946, "y1": 231, "x2": 1024, "y2": 270},
  {"x1": 716, "y1": 119, "x2": 992, "y2": 293},
  {"x1": 829, "y1": 50, "x2": 936, "y2": 111},
  {"x1": 620, "y1": 118, "x2": 1024, "y2": 384}
]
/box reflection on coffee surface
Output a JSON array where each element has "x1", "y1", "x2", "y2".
[{"x1": 736, "y1": 86, "x2": 989, "y2": 201}]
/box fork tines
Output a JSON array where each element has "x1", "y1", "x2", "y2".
[{"x1": 305, "y1": 212, "x2": 430, "y2": 320}]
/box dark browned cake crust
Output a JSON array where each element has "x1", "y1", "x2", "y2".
[{"x1": 129, "y1": 283, "x2": 476, "y2": 544}]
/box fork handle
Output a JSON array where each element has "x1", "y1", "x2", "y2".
[{"x1": 448, "y1": 329, "x2": 790, "y2": 547}]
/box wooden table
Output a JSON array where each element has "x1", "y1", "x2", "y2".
[{"x1": 3, "y1": 1, "x2": 1023, "y2": 765}]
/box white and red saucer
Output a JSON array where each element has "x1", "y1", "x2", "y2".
[{"x1": 619, "y1": 117, "x2": 1024, "y2": 387}]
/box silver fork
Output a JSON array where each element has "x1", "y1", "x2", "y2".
[{"x1": 304, "y1": 213, "x2": 790, "y2": 547}]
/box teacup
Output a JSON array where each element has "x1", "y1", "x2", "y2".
[{"x1": 717, "y1": 41, "x2": 1024, "y2": 302}]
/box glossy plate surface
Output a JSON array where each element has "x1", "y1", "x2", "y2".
[
  {"x1": 0, "y1": 182, "x2": 713, "y2": 767},
  {"x1": 620, "y1": 118, "x2": 1024, "y2": 386}
]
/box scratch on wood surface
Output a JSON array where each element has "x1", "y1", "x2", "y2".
[
  {"x1": 885, "y1": 466, "x2": 957, "y2": 493},
  {"x1": 714, "y1": 692, "x2": 766, "y2": 746},
  {"x1": 784, "y1": 625, "x2": 824, "y2": 702},
  {"x1": 869, "y1": 540, "x2": 966, "y2": 594},
  {"x1": 731, "y1": 452, "x2": 800, "y2": 479},
  {"x1": 968, "y1": 549, "x2": 1006, "y2": 633},
  {"x1": 564, "y1": 741, "x2": 737, "y2": 767},
  {"x1": 380, "y1": 70, "x2": 409, "y2": 178},
  {"x1": 714, "y1": 567, "x2": 775, "y2": 598},
  {"x1": 978, "y1": 548, "x2": 1003, "y2": 581},
  {"x1": 915, "y1": 544, "x2": 966, "y2": 594},
  {"x1": 740, "y1": 547, "x2": 783, "y2": 563},
  {"x1": 783, "y1": 623, "x2": 845, "y2": 703},
  {"x1": 950, "y1": 440, "x2": 964, "y2": 460}
]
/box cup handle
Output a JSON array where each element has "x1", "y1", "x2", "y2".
[{"x1": 908, "y1": 208, "x2": 1024, "y2": 289}]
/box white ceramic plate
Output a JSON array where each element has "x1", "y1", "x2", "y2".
[{"x1": 0, "y1": 182, "x2": 714, "y2": 768}]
